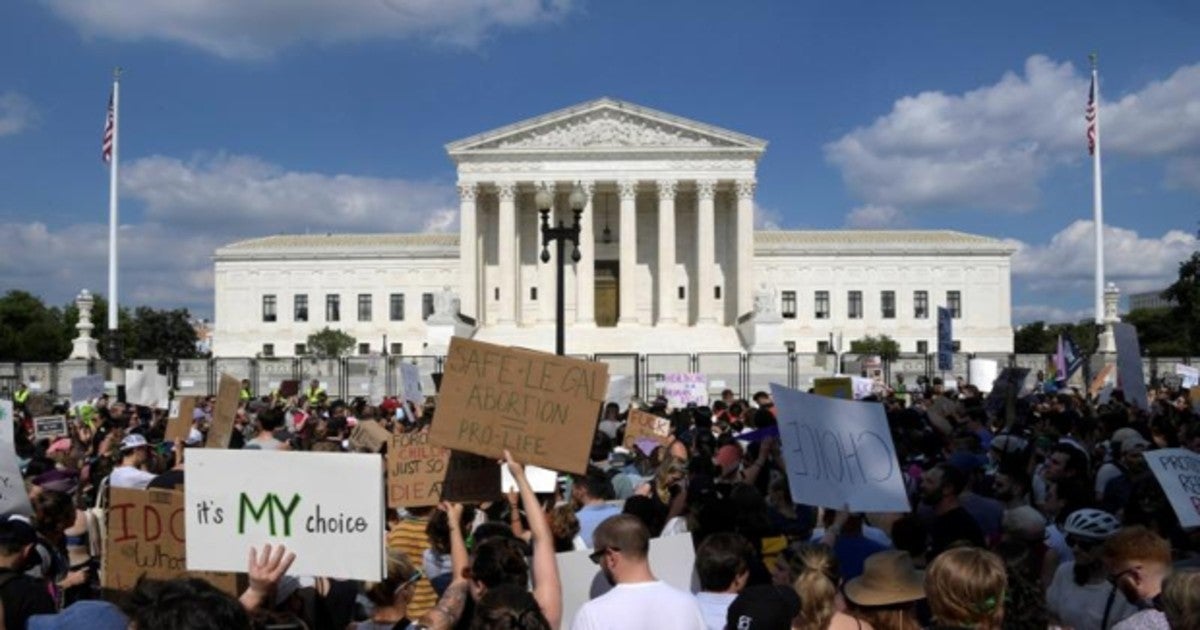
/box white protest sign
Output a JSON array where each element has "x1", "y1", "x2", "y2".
[
  {"x1": 185, "y1": 449, "x2": 385, "y2": 581},
  {"x1": 125, "y1": 369, "x2": 170, "y2": 409},
  {"x1": 968, "y1": 359, "x2": 999, "y2": 393},
  {"x1": 1143, "y1": 448, "x2": 1200, "y2": 530},
  {"x1": 399, "y1": 363, "x2": 424, "y2": 407},
  {"x1": 501, "y1": 464, "x2": 558, "y2": 494},
  {"x1": 557, "y1": 533, "x2": 697, "y2": 629},
  {"x1": 604, "y1": 375, "x2": 634, "y2": 408},
  {"x1": 1175, "y1": 364, "x2": 1199, "y2": 389},
  {"x1": 661, "y1": 373, "x2": 708, "y2": 408},
  {"x1": 850, "y1": 376, "x2": 875, "y2": 400},
  {"x1": 0, "y1": 401, "x2": 32, "y2": 517},
  {"x1": 71, "y1": 374, "x2": 105, "y2": 404},
  {"x1": 771, "y1": 383, "x2": 909, "y2": 513}
]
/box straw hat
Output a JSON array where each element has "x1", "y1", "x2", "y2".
[{"x1": 843, "y1": 550, "x2": 925, "y2": 607}]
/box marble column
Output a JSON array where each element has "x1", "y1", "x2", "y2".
[
  {"x1": 618, "y1": 180, "x2": 638, "y2": 325},
  {"x1": 576, "y1": 181, "x2": 596, "y2": 325},
  {"x1": 497, "y1": 181, "x2": 517, "y2": 325},
  {"x1": 696, "y1": 179, "x2": 717, "y2": 324},
  {"x1": 656, "y1": 179, "x2": 677, "y2": 325},
  {"x1": 457, "y1": 182, "x2": 478, "y2": 320},
  {"x1": 736, "y1": 180, "x2": 756, "y2": 318},
  {"x1": 537, "y1": 182, "x2": 557, "y2": 323}
]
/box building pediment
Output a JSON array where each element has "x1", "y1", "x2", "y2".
[{"x1": 446, "y1": 98, "x2": 767, "y2": 157}]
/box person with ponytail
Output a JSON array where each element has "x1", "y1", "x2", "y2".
[{"x1": 789, "y1": 544, "x2": 873, "y2": 630}]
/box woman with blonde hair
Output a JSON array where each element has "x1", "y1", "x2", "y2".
[
  {"x1": 1162, "y1": 568, "x2": 1200, "y2": 630},
  {"x1": 789, "y1": 544, "x2": 873, "y2": 630},
  {"x1": 924, "y1": 548, "x2": 1006, "y2": 630}
]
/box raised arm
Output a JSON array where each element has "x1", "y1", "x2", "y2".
[
  {"x1": 505, "y1": 450, "x2": 562, "y2": 630},
  {"x1": 418, "y1": 502, "x2": 471, "y2": 630}
]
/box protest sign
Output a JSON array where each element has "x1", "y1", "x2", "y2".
[
  {"x1": 622, "y1": 408, "x2": 671, "y2": 450},
  {"x1": 557, "y1": 534, "x2": 697, "y2": 629},
  {"x1": 279, "y1": 380, "x2": 300, "y2": 398},
  {"x1": 441, "y1": 451, "x2": 503, "y2": 503},
  {"x1": 968, "y1": 359, "x2": 999, "y2": 393},
  {"x1": 660, "y1": 373, "x2": 707, "y2": 408},
  {"x1": 165, "y1": 396, "x2": 197, "y2": 443},
  {"x1": 1143, "y1": 448, "x2": 1200, "y2": 529},
  {"x1": 103, "y1": 488, "x2": 237, "y2": 594},
  {"x1": 206, "y1": 374, "x2": 241, "y2": 448},
  {"x1": 0, "y1": 401, "x2": 32, "y2": 517},
  {"x1": 33, "y1": 415, "x2": 68, "y2": 441},
  {"x1": 937, "y1": 306, "x2": 954, "y2": 372},
  {"x1": 429, "y1": 337, "x2": 608, "y2": 475},
  {"x1": 186, "y1": 449, "x2": 385, "y2": 581},
  {"x1": 349, "y1": 421, "x2": 392, "y2": 453},
  {"x1": 125, "y1": 369, "x2": 170, "y2": 409},
  {"x1": 812, "y1": 377, "x2": 852, "y2": 400},
  {"x1": 71, "y1": 374, "x2": 105, "y2": 404},
  {"x1": 850, "y1": 376, "x2": 875, "y2": 400},
  {"x1": 605, "y1": 375, "x2": 633, "y2": 408},
  {"x1": 771, "y1": 383, "x2": 909, "y2": 513},
  {"x1": 501, "y1": 464, "x2": 557, "y2": 494},
  {"x1": 985, "y1": 368, "x2": 1030, "y2": 418},
  {"x1": 388, "y1": 430, "x2": 450, "y2": 508},
  {"x1": 1175, "y1": 364, "x2": 1199, "y2": 389},
  {"x1": 1114, "y1": 322, "x2": 1150, "y2": 412},
  {"x1": 1090, "y1": 364, "x2": 1115, "y2": 396},
  {"x1": 398, "y1": 363, "x2": 424, "y2": 407}
]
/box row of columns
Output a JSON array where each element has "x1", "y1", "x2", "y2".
[{"x1": 458, "y1": 178, "x2": 756, "y2": 326}]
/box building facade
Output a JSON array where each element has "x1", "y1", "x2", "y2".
[{"x1": 213, "y1": 99, "x2": 1015, "y2": 357}]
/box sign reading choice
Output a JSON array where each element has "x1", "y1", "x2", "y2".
[
  {"x1": 430, "y1": 338, "x2": 608, "y2": 475},
  {"x1": 770, "y1": 383, "x2": 909, "y2": 513},
  {"x1": 185, "y1": 449, "x2": 384, "y2": 581}
]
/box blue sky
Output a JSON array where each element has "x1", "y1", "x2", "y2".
[{"x1": 1, "y1": 0, "x2": 1197, "y2": 324}]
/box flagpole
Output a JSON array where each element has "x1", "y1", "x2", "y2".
[
  {"x1": 1090, "y1": 54, "x2": 1105, "y2": 325},
  {"x1": 108, "y1": 67, "x2": 122, "y2": 364}
]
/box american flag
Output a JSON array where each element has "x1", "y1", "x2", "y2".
[
  {"x1": 1085, "y1": 75, "x2": 1097, "y2": 155},
  {"x1": 102, "y1": 93, "x2": 114, "y2": 163}
]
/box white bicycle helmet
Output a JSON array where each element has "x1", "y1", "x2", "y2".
[{"x1": 1063, "y1": 508, "x2": 1121, "y2": 540}]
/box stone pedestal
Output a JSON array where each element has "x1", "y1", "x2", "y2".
[
  {"x1": 425, "y1": 286, "x2": 479, "y2": 354},
  {"x1": 1097, "y1": 282, "x2": 1120, "y2": 355},
  {"x1": 737, "y1": 284, "x2": 786, "y2": 352},
  {"x1": 69, "y1": 289, "x2": 101, "y2": 360}
]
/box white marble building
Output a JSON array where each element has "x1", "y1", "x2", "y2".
[{"x1": 213, "y1": 99, "x2": 1015, "y2": 357}]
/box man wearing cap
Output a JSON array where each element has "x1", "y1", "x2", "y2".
[
  {"x1": 0, "y1": 515, "x2": 56, "y2": 628},
  {"x1": 109, "y1": 434, "x2": 158, "y2": 489}
]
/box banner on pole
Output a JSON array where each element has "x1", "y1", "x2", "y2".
[{"x1": 937, "y1": 307, "x2": 954, "y2": 373}]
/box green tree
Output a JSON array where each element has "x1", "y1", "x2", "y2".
[
  {"x1": 1163, "y1": 251, "x2": 1200, "y2": 354},
  {"x1": 127, "y1": 306, "x2": 199, "y2": 371},
  {"x1": 1014, "y1": 321, "x2": 1054, "y2": 353},
  {"x1": 1124, "y1": 308, "x2": 1191, "y2": 356},
  {"x1": 0, "y1": 291, "x2": 71, "y2": 360},
  {"x1": 849, "y1": 334, "x2": 900, "y2": 361},
  {"x1": 306, "y1": 327, "x2": 356, "y2": 359}
]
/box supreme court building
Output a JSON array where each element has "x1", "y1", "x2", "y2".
[{"x1": 213, "y1": 99, "x2": 1015, "y2": 357}]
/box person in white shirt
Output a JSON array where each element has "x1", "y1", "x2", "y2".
[
  {"x1": 109, "y1": 434, "x2": 158, "y2": 490},
  {"x1": 572, "y1": 514, "x2": 705, "y2": 630},
  {"x1": 692, "y1": 533, "x2": 751, "y2": 630}
]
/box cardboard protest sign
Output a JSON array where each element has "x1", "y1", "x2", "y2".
[
  {"x1": 186, "y1": 449, "x2": 385, "y2": 581},
  {"x1": 501, "y1": 464, "x2": 557, "y2": 494},
  {"x1": 165, "y1": 396, "x2": 197, "y2": 443},
  {"x1": 1090, "y1": 364, "x2": 1115, "y2": 396},
  {"x1": 441, "y1": 451, "x2": 503, "y2": 503},
  {"x1": 33, "y1": 415, "x2": 68, "y2": 441},
  {"x1": 771, "y1": 383, "x2": 909, "y2": 513},
  {"x1": 1114, "y1": 322, "x2": 1150, "y2": 412},
  {"x1": 605, "y1": 375, "x2": 633, "y2": 408},
  {"x1": 557, "y1": 534, "x2": 697, "y2": 629},
  {"x1": 279, "y1": 380, "x2": 300, "y2": 398},
  {"x1": 660, "y1": 373, "x2": 707, "y2": 408},
  {"x1": 125, "y1": 369, "x2": 170, "y2": 410},
  {"x1": 1143, "y1": 448, "x2": 1200, "y2": 529},
  {"x1": 349, "y1": 421, "x2": 392, "y2": 453},
  {"x1": 812, "y1": 377, "x2": 852, "y2": 400},
  {"x1": 429, "y1": 337, "x2": 608, "y2": 475},
  {"x1": 0, "y1": 401, "x2": 32, "y2": 517},
  {"x1": 103, "y1": 488, "x2": 237, "y2": 594},
  {"x1": 206, "y1": 374, "x2": 241, "y2": 448},
  {"x1": 71, "y1": 374, "x2": 105, "y2": 404},
  {"x1": 622, "y1": 408, "x2": 671, "y2": 450},
  {"x1": 398, "y1": 363, "x2": 424, "y2": 407},
  {"x1": 1175, "y1": 364, "x2": 1199, "y2": 389},
  {"x1": 388, "y1": 430, "x2": 450, "y2": 508}
]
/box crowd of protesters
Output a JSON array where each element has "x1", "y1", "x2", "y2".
[{"x1": 2, "y1": 369, "x2": 1200, "y2": 630}]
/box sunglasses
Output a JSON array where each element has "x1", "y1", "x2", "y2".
[
  {"x1": 589, "y1": 547, "x2": 619, "y2": 565},
  {"x1": 1065, "y1": 535, "x2": 1102, "y2": 551},
  {"x1": 395, "y1": 569, "x2": 425, "y2": 595}
]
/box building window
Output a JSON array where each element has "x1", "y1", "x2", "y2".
[
  {"x1": 294, "y1": 343, "x2": 307, "y2": 356},
  {"x1": 678, "y1": 286, "x2": 686, "y2": 300},
  {"x1": 714, "y1": 286, "x2": 721, "y2": 299},
  {"x1": 357, "y1": 294, "x2": 372, "y2": 322},
  {"x1": 294, "y1": 294, "x2": 308, "y2": 322},
  {"x1": 422, "y1": 293, "x2": 434, "y2": 320},
  {"x1": 881, "y1": 291, "x2": 895, "y2": 319},
  {"x1": 494, "y1": 287, "x2": 499, "y2": 301},
  {"x1": 952, "y1": 340, "x2": 962, "y2": 352},
  {"x1": 389, "y1": 342, "x2": 403, "y2": 355},
  {"x1": 531, "y1": 287, "x2": 538, "y2": 301},
  {"x1": 947, "y1": 291, "x2": 962, "y2": 319},
  {"x1": 916, "y1": 340, "x2": 928, "y2": 354},
  {"x1": 358, "y1": 343, "x2": 370, "y2": 355},
  {"x1": 781, "y1": 291, "x2": 797, "y2": 319},
  {"x1": 325, "y1": 294, "x2": 340, "y2": 322},
  {"x1": 389, "y1": 294, "x2": 405, "y2": 321},
  {"x1": 261, "y1": 343, "x2": 274, "y2": 358},
  {"x1": 848, "y1": 291, "x2": 863, "y2": 319},
  {"x1": 262, "y1": 295, "x2": 277, "y2": 322},
  {"x1": 817, "y1": 340, "x2": 831, "y2": 354},
  {"x1": 914, "y1": 291, "x2": 928, "y2": 319},
  {"x1": 815, "y1": 291, "x2": 830, "y2": 319}
]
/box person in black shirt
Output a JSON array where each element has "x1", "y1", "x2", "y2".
[
  {"x1": 0, "y1": 515, "x2": 56, "y2": 629},
  {"x1": 919, "y1": 464, "x2": 985, "y2": 559}
]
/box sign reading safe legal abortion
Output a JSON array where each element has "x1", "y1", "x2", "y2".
[
  {"x1": 430, "y1": 338, "x2": 608, "y2": 475},
  {"x1": 185, "y1": 449, "x2": 384, "y2": 581},
  {"x1": 770, "y1": 383, "x2": 909, "y2": 513}
]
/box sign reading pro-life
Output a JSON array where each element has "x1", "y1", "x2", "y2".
[{"x1": 185, "y1": 449, "x2": 384, "y2": 581}]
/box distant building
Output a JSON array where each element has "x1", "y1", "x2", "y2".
[{"x1": 1128, "y1": 289, "x2": 1175, "y2": 312}]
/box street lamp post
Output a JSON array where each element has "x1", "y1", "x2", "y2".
[{"x1": 537, "y1": 183, "x2": 586, "y2": 356}]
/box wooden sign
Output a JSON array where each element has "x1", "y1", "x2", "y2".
[
  {"x1": 103, "y1": 487, "x2": 237, "y2": 594},
  {"x1": 165, "y1": 396, "x2": 197, "y2": 443},
  {"x1": 388, "y1": 430, "x2": 449, "y2": 508},
  {"x1": 205, "y1": 374, "x2": 241, "y2": 448},
  {"x1": 33, "y1": 415, "x2": 68, "y2": 441},
  {"x1": 622, "y1": 408, "x2": 671, "y2": 450},
  {"x1": 349, "y1": 421, "x2": 392, "y2": 453},
  {"x1": 429, "y1": 338, "x2": 608, "y2": 475}
]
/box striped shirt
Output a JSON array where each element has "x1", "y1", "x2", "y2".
[{"x1": 386, "y1": 518, "x2": 438, "y2": 618}]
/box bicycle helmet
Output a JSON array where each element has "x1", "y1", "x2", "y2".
[{"x1": 1063, "y1": 508, "x2": 1120, "y2": 539}]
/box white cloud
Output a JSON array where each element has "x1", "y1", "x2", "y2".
[
  {"x1": 825, "y1": 56, "x2": 1200, "y2": 212},
  {"x1": 0, "y1": 91, "x2": 38, "y2": 136},
  {"x1": 1012, "y1": 305, "x2": 1093, "y2": 325},
  {"x1": 42, "y1": 0, "x2": 574, "y2": 60},
  {"x1": 754, "y1": 202, "x2": 784, "y2": 230},
  {"x1": 844, "y1": 204, "x2": 906, "y2": 228}
]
